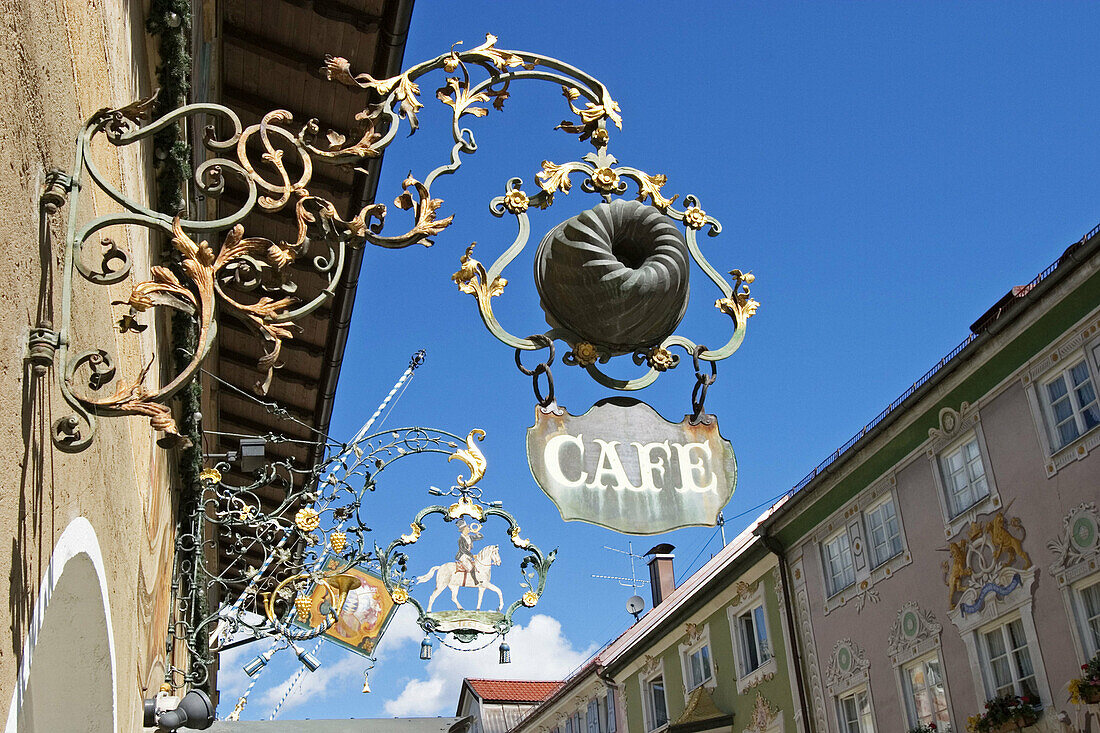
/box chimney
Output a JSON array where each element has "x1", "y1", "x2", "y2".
[{"x1": 645, "y1": 543, "x2": 675, "y2": 607}]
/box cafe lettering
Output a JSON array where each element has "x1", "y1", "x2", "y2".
[{"x1": 527, "y1": 398, "x2": 737, "y2": 534}]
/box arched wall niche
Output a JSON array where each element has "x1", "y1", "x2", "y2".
[{"x1": 5, "y1": 517, "x2": 116, "y2": 733}]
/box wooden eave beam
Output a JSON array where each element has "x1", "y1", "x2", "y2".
[
  {"x1": 273, "y1": 0, "x2": 382, "y2": 34},
  {"x1": 223, "y1": 21, "x2": 327, "y2": 81},
  {"x1": 218, "y1": 347, "x2": 321, "y2": 388}
]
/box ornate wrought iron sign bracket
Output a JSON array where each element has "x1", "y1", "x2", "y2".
[{"x1": 32, "y1": 33, "x2": 635, "y2": 452}]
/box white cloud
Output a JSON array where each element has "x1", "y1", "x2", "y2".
[
  {"x1": 382, "y1": 614, "x2": 597, "y2": 718},
  {"x1": 258, "y1": 655, "x2": 363, "y2": 716}
]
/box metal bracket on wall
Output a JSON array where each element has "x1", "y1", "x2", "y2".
[{"x1": 30, "y1": 33, "x2": 643, "y2": 452}]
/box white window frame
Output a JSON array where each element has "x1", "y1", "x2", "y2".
[
  {"x1": 834, "y1": 685, "x2": 876, "y2": 733},
  {"x1": 939, "y1": 435, "x2": 992, "y2": 519},
  {"x1": 863, "y1": 495, "x2": 904, "y2": 568},
  {"x1": 807, "y1": 476, "x2": 912, "y2": 616},
  {"x1": 899, "y1": 653, "x2": 952, "y2": 731},
  {"x1": 822, "y1": 527, "x2": 856, "y2": 598},
  {"x1": 639, "y1": 660, "x2": 669, "y2": 733},
  {"x1": 926, "y1": 406, "x2": 1002, "y2": 539},
  {"x1": 976, "y1": 615, "x2": 1041, "y2": 703},
  {"x1": 1039, "y1": 357, "x2": 1100, "y2": 452},
  {"x1": 677, "y1": 624, "x2": 716, "y2": 697},
  {"x1": 1021, "y1": 327, "x2": 1100, "y2": 477},
  {"x1": 1070, "y1": 575, "x2": 1100, "y2": 659},
  {"x1": 728, "y1": 584, "x2": 778, "y2": 694}
]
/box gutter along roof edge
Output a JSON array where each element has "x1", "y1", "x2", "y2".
[
  {"x1": 759, "y1": 223, "x2": 1100, "y2": 538},
  {"x1": 309, "y1": 0, "x2": 417, "y2": 477}
]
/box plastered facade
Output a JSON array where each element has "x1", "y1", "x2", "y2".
[
  {"x1": 0, "y1": 1, "x2": 178, "y2": 730},
  {"x1": 779, "y1": 253, "x2": 1100, "y2": 733}
]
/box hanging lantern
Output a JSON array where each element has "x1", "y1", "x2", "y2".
[
  {"x1": 420, "y1": 636, "x2": 433, "y2": 660},
  {"x1": 362, "y1": 670, "x2": 371, "y2": 694},
  {"x1": 499, "y1": 640, "x2": 511, "y2": 665}
]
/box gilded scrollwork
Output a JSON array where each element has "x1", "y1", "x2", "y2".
[
  {"x1": 452, "y1": 244, "x2": 508, "y2": 310},
  {"x1": 47, "y1": 34, "x2": 632, "y2": 449}
]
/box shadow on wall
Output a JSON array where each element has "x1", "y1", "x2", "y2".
[
  {"x1": 12, "y1": 193, "x2": 59, "y2": 668},
  {"x1": 6, "y1": 519, "x2": 115, "y2": 733}
]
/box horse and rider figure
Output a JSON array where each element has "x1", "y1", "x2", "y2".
[{"x1": 415, "y1": 520, "x2": 504, "y2": 611}]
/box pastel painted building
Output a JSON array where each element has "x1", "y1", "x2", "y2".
[
  {"x1": 757, "y1": 227, "x2": 1100, "y2": 733},
  {"x1": 506, "y1": 518, "x2": 799, "y2": 733},
  {"x1": 457, "y1": 679, "x2": 564, "y2": 733},
  {"x1": 599, "y1": 525, "x2": 797, "y2": 733}
]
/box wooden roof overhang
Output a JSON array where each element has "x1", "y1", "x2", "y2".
[{"x1": 197, "y1": 0, "x2": 414, "y2": 586}]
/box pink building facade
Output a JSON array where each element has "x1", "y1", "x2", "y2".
[{"x1": 759, "y1": 228, "x2": 1100, "y2": 733}]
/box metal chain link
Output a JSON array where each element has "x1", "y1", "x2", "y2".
[
  {"x1": 691, "y1": 345, "x2": 718, "y2": 422},
  {"x1": 515, "y1": 335, "x2": 556, "y2": 408}
]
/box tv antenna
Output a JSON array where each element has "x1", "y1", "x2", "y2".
[{"x1": 591, "y1": 542, "x2": 649, "y2": 621}]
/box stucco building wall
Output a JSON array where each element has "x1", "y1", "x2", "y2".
[
  {"x1": 780, "y1": 250, "x2": 1100, "y2": 733},
  {"x1": 0, "y1": 1, "x2": 177, "y2": 730}
]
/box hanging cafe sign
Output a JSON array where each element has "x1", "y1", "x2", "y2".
[
  {"x1": 448, "y1": 68, "x2": 760, "y2": 536},
  {"x1": 528, "y1": 397, "x2": 737, "y2": 535}
]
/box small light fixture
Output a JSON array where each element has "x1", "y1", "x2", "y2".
[
  {"x1": 239, "y1": 437, "x2": 266, "y2": 473},
  {"x1": 499, "y1": 640, "x2": 511, "y2": 664},
  {"x1": 420, "y1": 636, "x2": 433, "y2": 660},
  {"x1": 243, "y1": 647, "x2": 275, "y2": 677},
  {"x1": 362, "y1": 670, "x2": 371, "y2": 694},
  {"x1": 165, "y1": 11, "x2": 181, "y2": 27},
  {"x1": 142, "y1": 689, "x2": 214, "y2": 731},
  {"x1": 291, "y1": 641, "x2": 321, "y2": 672}
]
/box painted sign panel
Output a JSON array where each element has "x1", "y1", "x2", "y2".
[
  {"x1": 296, "y1": 559, "x2": 398, "y2": 657},
  {"x1": 526, "y1": 397, "x2": 736, "y2": 534}
]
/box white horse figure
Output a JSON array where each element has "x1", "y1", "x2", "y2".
[{"x1": 415, "y1": 545, "x2": 504, "y2": 611}]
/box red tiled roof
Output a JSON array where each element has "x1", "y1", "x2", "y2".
[{"x1": 465, "y1": 678, "x2": 562, "y2": 703}]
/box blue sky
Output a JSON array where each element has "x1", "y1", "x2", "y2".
[{"x1": 217, "y1": 1, "x2": 1100, "y2": 720}]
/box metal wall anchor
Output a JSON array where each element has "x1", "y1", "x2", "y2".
[
  {"x1": 41, "y1": 169, "x2": 73, "y2": 213},
  {"x1": 27, "y1": 321, "x2": 60, "y2": 375}
]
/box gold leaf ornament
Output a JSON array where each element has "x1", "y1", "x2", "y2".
[
  {"x1": 646, "y1": 347, "x2": 677, "y2": 372},
  {"x1": 635, "y1": 172, "x2": 679, "y2": 211},
  {"x1": 683, "y1": 205, "x2": 708, "y2": 229},
  {"x1": 295, "y1": 507, "x2": 321, "y2": 533},
  {"x1": 452, "y1": 244, "x2": 507, "y2": 305},
  {"x1": 522, "y1": 591, "x2": 538, "y2": 607},
  {"x1": 199, "y1": 467, "x2": 222, "y2": 484},
  {"x1": 294, "y1": 596, "x2": 313, "y2": 623},
  {"x1": 537, "y1": 160, "x2": 575, "y2": 196},
  {"x1": 503, "y1": 189, "x2": 529, "y2": 214},
  {"x1": 391, "y1": 586, "x2": 409, "y2": 604}
]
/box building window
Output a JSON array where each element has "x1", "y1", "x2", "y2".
[
  {"x1": 836, "y1": 688, "x2": 874, "y2": 733},
  {"x1": 644, "y1": 676, "x2": 668, "y2": 731},
  {"x1": 678, "y1": 624, "x2": 716, "y2": 697},
  {"x1": 565, "y1": 716, "x2": 573, "y2": 733},
  {"x1": 940, "y1": 437, "x2": 990, "y2": 518},
  {"x1": 903, "y1": 655, "x2": 950, "y2": 730},
  {"x1": 823, "y1": 529, "x2": 856, "y2": 596},
  {"x1": 1042, "y1": 359, "x2": 1100, "y2": 450},
  {"x1": 1076, "y1": 579, "x2": 1100, "y2": 656},
  {"x1": 865, "y1": 497, "x2": 903, "y2": 567},
  {"x1": 594, "y1": 691, "x2": 616, "y2": 733},
  {"x1": 737, "y1": 604, "x2": 772, "y2": 675},
  {"x1": 981, "y1": 618, "x2": 1039, "y2": 701},
  {"x1": 686, "y1": 645, "x2": 712, "y2": 690}
]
